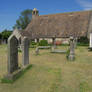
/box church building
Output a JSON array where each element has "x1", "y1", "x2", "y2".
[{"x1": 22, "y1": 8, "x2": 92, "y2": 45}]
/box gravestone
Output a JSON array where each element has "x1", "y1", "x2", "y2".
[
  {"x1": 4, "y1": 30, "x2": 31, "y2": 81},
  {"x1": 89, "y1": 33, "x2": 92, "y2": 48},
  {"x1": 8, "y1": 35, "x2": 18, "y2": 74},
  {"x1": 69, "y1": 36, "x2": 75, "y2": 61},
  {"x1": 51, "y1": 46, "x2": 55, "y2": 52},
  {"x1": 35, "y1": 47, "x2": 39, "y2": 55},
  {"x1": 52, "y1": 38, "x2": 56, "y2": 49},
  {"x1": 22, "y1": 37, "x2": 29, "y2": 66},
  {"x1": 0, "y1": 39, "x2": 1, "y2": 44},
  {"x1": 35, "y1": 46, "x2": 51, "y2": 55},
  {"x1": 74, "y1": 37, "x2": 77, "y2": 49},
  {"x1": 51, "y1": 49, "x2": 66, "y2": 53}
]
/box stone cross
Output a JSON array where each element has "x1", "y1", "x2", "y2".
[
  {"x1": 89, "y1": 33, "x2": 92, "y2": 48},
  {"x1": 7, "y1": 35, "x2": 19, "y2": 74},
  {"x1": 22, "y1": 37, "x2": 29, "y2": 67},
  {"x1": 69, "y1": 36, "x2": 75, "y2": 61}
]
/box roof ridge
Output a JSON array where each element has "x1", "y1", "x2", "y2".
[{"x1": 39, "y1": 10, "x2": 92, "y2": 17}]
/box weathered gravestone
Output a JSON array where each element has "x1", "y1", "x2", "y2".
[
  {"x1": 7, "y1": 35, "x2": 19, "y2": 74},
  {"x1": 52, "y1": 37, "x2": 56, "y2": 49},
  {"x1": 51, "y1": 46, "x2": 55, "y2": 52},
  {"x1": 89, "y1": 33, "x2": 92, "y2": 49},
  {"x1": 35, "y1": 47, "x2": 39, "y2": 55},
  {"x1": 22, "y1": 37, "x2": 29, "y2": 66},
  {"x1": 51, "y1": 49, "x2": 66, "y2": 53},
  {"x1": 68, "y1": 36, "x2": 75, "y2": 61},
  {"x1": 4, "y1": 29, "x2": 30, "y2": 81},
  {"x1": 74, "y1": 37, "x2": 77, "y2": 49}
]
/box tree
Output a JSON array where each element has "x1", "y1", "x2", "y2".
[
  {"x1": 1, "y1": 29, "x2": 12, "y2": 39},
  {"x1": 13, "y1": 9, "x2": 32, "y2": 30},
  {"x1": 0, "y1": 33, "x2": 2, "y2": 39}
]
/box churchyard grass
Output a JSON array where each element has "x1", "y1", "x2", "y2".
[{"x1": 0, "y1": 44, "x2": 92, "y2": 92}]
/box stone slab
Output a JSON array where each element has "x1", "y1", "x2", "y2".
[{"x1": 51, "y1": 50, "x2": 66, "y2": 53}]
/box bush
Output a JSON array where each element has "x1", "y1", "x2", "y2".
[
  {"x1": 77, "y1": 43, "x2": 89, "y2": 46},
  {"x1": 78, "y1": 36, "x2": 89, "y2": 45},
  {"x1": 66, "y1": 49, "x2": 70, "y2": 59},
  {"x1": 30, "y1": 41, "x2": 37, "y2": 48},
  {"x1": 18, "y1": 49, "x2": 22, "y2": 52},
  {"x1": 1, "y1": 30, "x2": 12, "y2": 39},
  {"x1": 38, "y1": 40, "x2": 48, "y2": 46},
  {"x1": 31, "y1": 41, "x2": 37, "y2": 46},
  {"x1": 0, "y1": 33, "x2": 2, "y2": 39},
  {"x1": 61, "y1": 44, "x2": 69, "y2": 46}
]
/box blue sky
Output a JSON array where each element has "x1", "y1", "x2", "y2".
[{"x1": 0, "y1": 0, "x2": 92, "y2": 32}]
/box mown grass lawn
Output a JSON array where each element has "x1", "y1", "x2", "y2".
[{"x1": 0, "y1": 45, "x2": 92, "y2": 92}]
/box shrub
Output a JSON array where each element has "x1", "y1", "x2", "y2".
[
  {"x1": 30, "y1": 41, "x2": 37, "y2": 48},
  {"x1": 18, "y1": 49, "x2": 22, "y2": 52},
  {"x1": 18, "y1": 47, "x2": 22, "y2": 53},
  {"x1": 61, "y1": 44, "x2": 69, "y2": 46},
  {"x1": 31, "y1": 41, "x2": 37, "y2": 45},
  {"x1": 66, "y1": 49, "x2": 70, "y2": 59},
  {"x1": 77, "y1": 43, "x2": 89, "y2": 46},
  {"x1": 38, "y1": 40, "x2": 48, "y2": 46},
  {"x1": 78, "y1": 36, "x2": 89, "y2": 45}
]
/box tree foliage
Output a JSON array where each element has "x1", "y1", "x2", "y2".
[
  {"x1": 1, "y1": 29, "x2": 12, "y2": 39},
  {"x1": 0, "y1": 33, "x2": 2, "y2": 39},
  {"x1": 13, "y1": 9, "x2": 32, "y2": 30},
  {"x1": 38, "y1": 40, "x2": 48, "y2": 46},
  {"x1": 78, "y1": 36, "x2": 89, "y2": 44}
]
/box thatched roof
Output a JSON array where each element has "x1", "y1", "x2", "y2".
[{"x1": 23, "y1": 10, "x2": 92, "y2": 39}]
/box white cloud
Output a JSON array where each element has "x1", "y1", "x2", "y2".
[{"x1": 76, "y1": 0, "x2": 92, "y2": 10}]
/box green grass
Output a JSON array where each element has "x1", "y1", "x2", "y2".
[
  {"x1": 0, "y1": 45, "x2": 92, "y2": 92},
  {"x1": 1, "y1": 65, "x2": 32, "y2": 83},
  {"x1": 1, "y1": 78, "x2": 14, "y2": 83},
  {"x1": 80, "y1": 82, "x2": 89, "y2": 92}
]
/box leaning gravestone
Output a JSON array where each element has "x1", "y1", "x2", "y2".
[
  {"x1": 8, "y1": 35, "x2": 19, "y2": 74},
  {"x1": 22, "y1": 37, "x2": 29, "y2": 66},
  {"x1": 68, "y1": 36, "x2": 75, "y2": 61}
]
